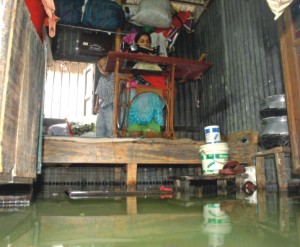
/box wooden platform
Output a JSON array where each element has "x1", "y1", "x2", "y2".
[
  {"x1": 42, "y1": 135, "x2": 258, "y2": 191},
  {"x1": 42, "y1": 137, "x2": 202, "y2": 190}
]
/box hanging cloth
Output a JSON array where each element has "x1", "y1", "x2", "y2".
[
  {"x1": 41, "y1": 0, "x2": 59, "y2": 37},
  {"x1": 266, "y1": 0, "x2": 293, "y2": 20}
]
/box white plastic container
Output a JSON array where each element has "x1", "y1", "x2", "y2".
[
  {"x1": 204, "y1": 125, "x2": 221, "y2": 144},
  {"x1": 199, "y1": 143, "x2": 229, "y2": 175}
]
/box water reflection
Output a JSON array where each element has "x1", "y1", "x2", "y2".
[
  {"x1": 0, "y1": 188, "x2": 300, "y2": 246},
  {"x1": 202, "y1": 203, "x2": 232, "y2": 247}
]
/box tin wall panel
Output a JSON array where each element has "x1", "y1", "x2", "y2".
[{"x1": 173, "y1": 0, "x2": 284, "y2": 140}]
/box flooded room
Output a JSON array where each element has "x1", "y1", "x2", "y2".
[{"x1": 1, "y1": 0, "x2": 300, "y2": 246}]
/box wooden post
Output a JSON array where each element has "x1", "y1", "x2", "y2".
[
  {"x1": 275, "y1": 152, "x2": 288, "y2": 191},
  {"x1": 126, "y1": 163, "x2": 137, "y2": 191},
  {"x1": 114, "y1": 0, "x2": 122, "y2": 51},
  {"x1": 115, "y1": 30, "x2": 121, "y2": 52},
  {"x1": 278, "y1": 10, "x2": 300, "y2": 174},
  {"x1": 170, "y1": 64, "x2": 176, "y2": 139},
  {"x1": 113, "y1": 0, "x2": 122, "y2": 137},
  {"x1": 255, "y1": 156, "x2": 266, "y2": 190},
  {"x1": 253, "y1": 147, "x2": 290, "y2": 191},
  {"x1": 113, "y1": 59, "x2": 120, "y2": 137},
  {"x1": 103, "y1": 10, "x2": 122, "y2": 199}
]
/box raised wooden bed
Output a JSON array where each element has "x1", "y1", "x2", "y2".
[{"x1": 42, "y1": 131, "x2": 258, "y2": 190}]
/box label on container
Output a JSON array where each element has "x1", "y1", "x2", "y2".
[{"x1": 204, "y1": 126, "x2": 221, "y2": 144}]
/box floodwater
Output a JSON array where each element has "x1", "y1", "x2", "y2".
[{"x1": 1, "y1": 186, "x2": 300, "y2": 247}]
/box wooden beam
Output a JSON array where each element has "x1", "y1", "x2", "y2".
[
  {"x1": 42, "y1": 137, "x2": 256, "y2": 166},
  {"x1": 255, "y1": 157, "x2": 266, "y2": 190},
  {"x1": 42, "y1": 137, "x2": 202, "y2": 164},
  {"x1": 278, "y1": 9, "x2": 300, "y2": 174}
]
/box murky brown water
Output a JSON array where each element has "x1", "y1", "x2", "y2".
[{"x1": 0, "y1": 187, "x2": 300, "y2": 247}]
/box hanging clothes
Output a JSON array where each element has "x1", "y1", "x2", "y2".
[
  {"x1": 266, "y1": 0, "x2": 293, "y2": 20},
  {"x1": 41, "y1": 0, "x2": 59, "y2": 37}
]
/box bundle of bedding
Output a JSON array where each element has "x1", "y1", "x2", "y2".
[{"x1": 46, "y1": 116, "x2": 96, "y2": 137}]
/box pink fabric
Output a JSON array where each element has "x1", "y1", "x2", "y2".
[
  {"x1": 122, "y1": 31, "x2": 138, "y2": 45},
  {"x1": 127, "y1": 79, "x2": 138, "y2": 88}
]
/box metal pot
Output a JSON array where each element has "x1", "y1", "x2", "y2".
[
  {"x1": 259, "y1": 116, "x2": 290, "y2": 149},
  {"x1": 259, "y1": 94, "x2": 287, "y2": 118},
  {"x1": 259, "y1": 116, "x2": 289, "y2": 136}
]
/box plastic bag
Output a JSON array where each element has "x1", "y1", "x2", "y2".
[{"x1": 130, "y1": 0, "x2": 172, "y2": 28}]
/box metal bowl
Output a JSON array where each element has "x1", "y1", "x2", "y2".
[{"x1": 259, "y1": 94, "x2": 287, "y2": 118}]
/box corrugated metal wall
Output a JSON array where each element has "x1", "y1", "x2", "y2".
[{"x1": 174, "y1": 0, "x2": 284, "y2": 140}]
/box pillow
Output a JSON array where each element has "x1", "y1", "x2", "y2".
[
  {"x1": 47, "y1": 123, "x2": 69, "y2": 136},
  {"x1": 130, "y1": 0, "x2": 172, "y2": 28}
]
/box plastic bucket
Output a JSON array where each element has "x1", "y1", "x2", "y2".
[
  {"x1": 204, "y1": 125, "x2": 221, "y2": 144},
  {"x1": 199, "y1": 143, "x2": 229, "y2": 175}
]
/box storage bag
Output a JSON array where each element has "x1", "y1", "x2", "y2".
[
  {"x1": 54, "y1": 0, "x2": 84, "y2": 25},
  {"x1": 82, "y1": 0, "x2": 125, "y2": 30},
  {"x1": 129, "y1": 0, "x2": 172, "y2": 28}
]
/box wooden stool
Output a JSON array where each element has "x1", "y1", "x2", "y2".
[{"x1": 253, "y1": 146, "x2": 291, "y2": 191}]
